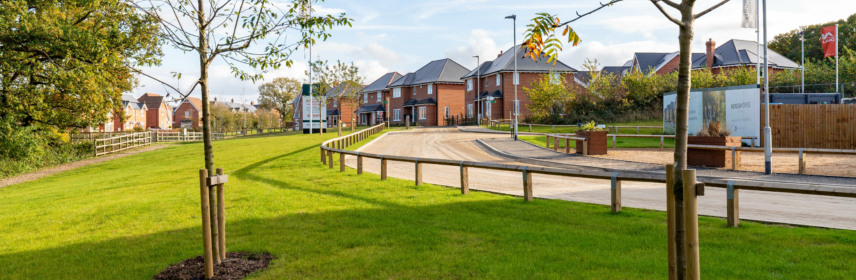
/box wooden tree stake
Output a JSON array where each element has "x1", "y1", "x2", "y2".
[
  {"x1": 216, "y1": 168, "x2": 226, "y2": 261},
  {"x1": 198, "y1": 169, "x2": 213, "y2": 279},
  {"x1": 683, "y1": 169, "x2": 700, "y2": 280},
  {"x1": 666, "y1": 164, "x2": 677, "y2": 280}
]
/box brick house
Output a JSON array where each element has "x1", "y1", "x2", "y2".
[
  {"x1": 691, "y1": 39, "x2": 799, "y2": 75},
  {"x1": 137, "y1": 93, "x2": 173, "y2": 129},
  {"x1": 386, "y1": 59, "x2": 470, "y2": 127},
  {"x1": 355, "y1": 72, "x2": 402, "y2": 126},
  {"x1": 326, "y1": 83, "x2": 369, "y2": 127},
  {"x1": 173, "y1": 97, "x2": 203, "y2": 129},
  {"x1": 106, "y1": 94, "x2": 148, "y2": 131},
  {"x1": 460, "y1": 45, "x2": 577, "y2": 121},
  {"x1": 628, "y1": 52, "x2": 705, "y2": 75}
]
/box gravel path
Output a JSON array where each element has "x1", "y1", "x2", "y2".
[
  {"x1": 0, "y1": 144, "x2": 170, "y2": 188},
  {"x1": 346, "y1": 127, "x2": 856, "y2": 230},
  {"x1": 481, "y1": 137, "x2": 856, "y2": 186}
]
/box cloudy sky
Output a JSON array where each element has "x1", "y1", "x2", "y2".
[{"x1": 131, "y1": 0, "x2": 856, "y2": 105}]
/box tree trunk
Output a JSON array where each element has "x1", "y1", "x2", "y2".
[
  {"x1": 197, "y1": 0, "x2": 220, "y2": 265},
  {"x1": 674, "y1": 3, "x2": 696, "y2": 279}
]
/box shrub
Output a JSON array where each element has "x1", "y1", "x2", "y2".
[{"x1": 0, "y1": 117, "x2": 91, "y2": 178}]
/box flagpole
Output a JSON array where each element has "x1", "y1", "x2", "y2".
[
  {"x1": 756, "y1": 0, "x2": 760, "y2": 85},
  {"x1": 836, "y1": 24, "x2": 839, "y2": 94}
]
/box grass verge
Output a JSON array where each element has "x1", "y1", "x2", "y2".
[{"x1": 1, "y1": 128, "x2": 854, "y2": 279}]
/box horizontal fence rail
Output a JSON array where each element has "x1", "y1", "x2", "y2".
[
  {"x1": 688, "y1": 144, "x2": 856, "y2": 174},
  {"x1": 319, "y1": 124, "x2": 856, "y2": 230},
  {"x1": 544, "y1": 134, "x2": 588, "y2": 155},
  {"x1": 71, "y1": 131, "x2": 137, "y2": 143},
  {"x1": 94, "y1": 132, "x2": 151, "y2": 156},
  {"x1": 155, "y1": 132, "x2": 225, "y2": 142}
]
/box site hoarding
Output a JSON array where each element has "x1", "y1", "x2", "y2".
[
  {"x1": 663, "y1": 85, "x2": 760, "y2": 145},
  {"x1": 301, "y1": 84, "x2": 326, "y2": 133}
]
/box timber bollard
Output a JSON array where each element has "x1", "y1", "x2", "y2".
[
  {"x1": 340, "y1": 153, "x2": 346, "y2": 172},
  {"x1": 415, "y1": 159, "x2": 423, "y2": 186},
  {"x1": 198, "y1": 169, "x2": 214, "y2": 279},
  {"x1": 522, "y1": 167, "x2": 533, "y2": 201},
  {"x1": 460, "y1": 162, "x2": 469, "y2": 195},
  {"x1": 328, "y1": 151, "x2": 334, "y2": 169},
  {"x1": 666, "y1": 164, "x2": 677, "y2": 280},
  {"x1": 727, "y1": 180, "x2": 739, "y2": 227},
  {"x1": 565, "y1": 138, "x2": 571, "y2": 154},
  {"x1": 611, "y1": 173, "x2": 621, "y2": 213},
  {"x1": 582, "y1": 140, "x2": 588, "y2": 156},
  {"x1": 683, "y1": 169, "x2": 700, "y2": 280},
  {"x1": 798, "y1": 148, "x2": 806, "y2": 174},
  {"x1": 357, "y1": 155, "x2": 363, "y2": 175},
  {"x1": 380, "y1": 158, "x2": 388, "y2": 180}
]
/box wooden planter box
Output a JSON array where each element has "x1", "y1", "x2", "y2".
[
  {"x1": 575, "y1": 130, "x2": 608, "y2": 155},
  {"x1": 688, "y1": 136, "x2": 742, "y2": 167}
]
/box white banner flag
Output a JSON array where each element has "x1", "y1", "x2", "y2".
[{"x1": 741, "y1": 0, "x2": 757, "y2": 28}]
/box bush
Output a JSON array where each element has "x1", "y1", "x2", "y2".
[{"x1": 0, "y1": 117, "x2": 91, "y2": 178}]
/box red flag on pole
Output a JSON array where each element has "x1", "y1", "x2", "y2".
[{"x1": 821, "y1": 26, "x2": 837, "y2": 58}]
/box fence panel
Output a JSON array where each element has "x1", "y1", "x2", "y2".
[{"x1": 761, "y1": 104, "x2": 856, "y2": 149}]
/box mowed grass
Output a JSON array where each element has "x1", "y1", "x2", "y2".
[
  {"x1": 486, "y1": 120, "x2": 665, "y2": 134},
  {"x1": 520, "y1": 135, "x2": 676, "y2": 149},
  {"x1": 1, "y1": 128, "x2": 855, "y2": 279}
]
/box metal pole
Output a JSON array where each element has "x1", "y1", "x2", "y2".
[
  {"x1": 474, "y1": 55, "x2": 480, "y2": 125},
  {"x1": 756, "y1": 0, "x2": 760, "y2": 85},
  {"x1": 506, "y1": 14, "x2": 518, "y2": 140},
  {"x1": 836, "y1": 24, "x2": 839, "y2": 94},
  {"x1": 801, "y1": 30, "x2": 805, "y2": 94},
  {"x1": 308, "y1": 2, "x2": 313, "y2": 135},
  {"x1": 763, "y1": 0, "x2": 772, "y2": 174}
]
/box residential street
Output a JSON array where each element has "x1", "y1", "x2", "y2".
[{"x1": 347, "y1": 127, "x2": 856, "y2": 230}]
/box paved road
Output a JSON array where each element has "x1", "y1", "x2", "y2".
[{"x1": 346, "y1": 127, "x2": 856, "y2": 230}]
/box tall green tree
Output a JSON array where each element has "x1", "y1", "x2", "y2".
[
  {"x1": 524, "y1": 1, "x2": 731, "y2": 278},
  {"x1": 258, "y1": 77, "x2": 301, "y2": 123},
  {"x1": 0, "y1": 0, "x2": 161, "y2": 128}
]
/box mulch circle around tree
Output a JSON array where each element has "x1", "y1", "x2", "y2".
[{"x1": 153, "y1": 252, "x2": 275, "y2": 280}]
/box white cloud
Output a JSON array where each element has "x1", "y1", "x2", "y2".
[
  {"x1": 559, "y1": 40, "x2": 677, "y2": 69},
  {"x1": 353, "y1": 60, "x2": 390, "y2": 83},
  {"x1": 599, "y1": 15, "x2": 672, "y2": 34},
  {"x1": 444, "y1": 29, "x2": 501, "y2": 69}
]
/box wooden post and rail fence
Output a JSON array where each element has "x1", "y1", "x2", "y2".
[
  {"x1": 488, "y1": 120, "x2": 664, "y2": 135},
  {"x1": 319, "y1": 124, "x2": 856, "y2": 279},
  {"x1": 92, "y1": 131, "x2": 152, "y2": 157}
]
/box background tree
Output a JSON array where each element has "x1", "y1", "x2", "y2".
[
  {"x1": 523, "y1": 0, "x2": 731, "y2": 278},
  {"x1": 305, "y1": 60, "x2": 364, "y2": 135},
  {"x1": 258, "y1": 77, "x2": 301, "y2": 123},
  {"x1": 0, "y1": 0, "x2": 160, "y2": 129},
  {"x1": 769, "y1": 14, "x2": 854, "y2": 62},
  {"x1": 523, "y1": 70, "x2": 576, "y2": 123}
]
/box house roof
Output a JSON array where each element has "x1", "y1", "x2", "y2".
[
  {"x1": 461, "y1": 60, "x2": 495, "y2": 79},
  {"x1": 481, "y1": 45, "x2": 577, "y2": 76},
  {"x1": 402, "y1": 98, "x2": 418, "y2": 106},
  {"x1": 574, "y1": 71, "x2": 596, "y2": 85},
  {"x1": 137, "y1": 93, "x2": 167, "y2": 110},
  {"x1": 415, "y1": 97, "x2": 438, "y2": 105},
  {"x1": 602, "y1": 66, "x2": 631, "y2": 78},
  {"x1": 327, "y1": 108, "x2": 339, "y2": 116},
  {"x1": 184, "y1": 97, "x2": 204, "y2": 111},
  {"x1": 363, "y1": 72, "x2": 404, "y2": 93},
  {"x1": 408, "y1": 59, "x2": 470, "y2": 86},
  {"x1": 388, "y1": 72, "x2": 415, "y2": 88},
  {"x1": 122, "y1": 94, "x2": 137, "y2": 102},
  {"x1": 357, "y1": 104, "x2": 386, "y2": 113},
  {"x1": 691, "y1": 39, "x2": 799, "y2": 69}
]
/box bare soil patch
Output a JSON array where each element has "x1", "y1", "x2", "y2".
[
  {"x1": 153, "y1": 252, "x2": 274, "y2": 280},
  {"x1": 593, "y1": 148, "x2": 856, "y2": 177},
  {"x1": 0, "y1": 144, "x2": 169, "y2": 188}
]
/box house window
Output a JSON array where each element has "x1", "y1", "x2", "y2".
[
  {"x1": 496, "y1": 74, "x2": 501, "y2": 86},
  {"x1": 428, "y1": 84, "x2": 433, "y2": 95},
  {"x1": 444, "y1": 106, "x2": 450, "y2": 119},
  {"x1": 467, "y1": 104, "x2": 474, "y2": 118},
  {"x1": 514, "y1": 72, "x2": 519, "y2": 85},
  {"x1": 550, "y1": 73, "x2": 561, "y2": 85},
  {"x1": 364, "y1": 93, "x2": 368, "y2": 103},
  {"x1": 413, "y1": 87, "x2": 416, "y2": 95},
  {"x1": 185, "y1": 111, "x2": 189, "y2": 118},
  {"x1": 376, "y1": 92, "x2": 381, "y2": 102},
  {"x1": 418, "y1": 106, "x2": 426, "y2": 119},
  {"x1": 467, "y1": 79, "x2": 473, "y2": 91},
  {"x1": 393, "y1": 88, "x2": 401, "y2": 98},
  {"x1": 393, "y1": 109, "x2": 401, "y2": 121}
]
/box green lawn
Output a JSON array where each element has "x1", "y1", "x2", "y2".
[
  {"x1": 1, "y1": 127, "x2": 855, "y2": 279},
  {"x1": 487, "y1": 120, "x2": 665, "y2": 134},
  {"x1": 520, "y1": 135, "x2": 675, "y2": 149}
]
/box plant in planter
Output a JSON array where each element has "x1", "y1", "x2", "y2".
[
  {"x1": 575, "y1": 121, "x2": 608, "y2": 155},
  {"x1": 688, "y1": 121, "x2": 742, "y2": 167}
]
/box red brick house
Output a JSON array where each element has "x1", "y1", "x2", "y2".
[
  {"x1": 355, "y1": 72, "x2": 402, "y2": 126},
  {"x1": 173, "y1": 97, "x2": 203, "y2": 129},
  {"x1": 326, "y1": 83, "x2": 369, "y2": 127},
  {"x1": 461, "y1": 45, "x2": 577, "y2": 121},
  {"x1": 386, "y1": 59, "x2": 470, "y2": 126},
  {"x1": 137, "y1": 93, "x2": 173, "y2": 129}
]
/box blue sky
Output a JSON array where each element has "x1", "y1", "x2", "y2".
[{"x1": 132, "y1": 0, "x2": 856, "y2": 105}]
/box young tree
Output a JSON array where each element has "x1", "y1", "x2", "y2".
[
  {"x1": 0, "y1": 0, "x2": 160, "y2": 129},
  {"x1": 305, "y1": 60, "x2": 364, "y2": 135},
  {"x1": 133, "y1": 0, "x2": 351, "y2": 269},
  {"x1": 258, "y1": 77, "x2": 301, "y2": 123},
  {"x1": 523, "y1": 1, "x2": 730, "y2": 278}
]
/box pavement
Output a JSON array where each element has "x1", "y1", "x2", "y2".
[{"x1": 346, "y1": 127, "x2": 856, "y2": 230}]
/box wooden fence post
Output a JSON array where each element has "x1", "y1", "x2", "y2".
[
  {"x1": 683, "y1": 169, "x2": 700, "y2": 280},
  {"x1": 661, "y1": 136, "x2": 665, "y2": 149},
  {"x1": 321, "y1": 148, "x2": 326, "y2": 165},
  {"x1": 666, "y1": 164, "x2": 677, "y2": 280},
  {"x1": 612, "y1": 135, "x2": 616, "y2": 149},
  {"x1": 731, "y1": 147, "x2": 738, "y2": 170},
  {"x1": 611, "y1": 173, "x2": 621, "y2": 213},
  {"x1": 529, "y1": 123, "x2": 532, "y2": 132},
  {"x1": 340, "y1": 153, "x2": 346, "y2": 172},
  {"x1": 546, "y1": 135, "x2": 551, "y2": 149},
  {"x1": 460, "y1": 162, "x2": 469, "y2": 195},
  {"x1": 380, "y1": 157, "x2": 388, "y2": 180},
  {"x1": 522, "y1": 167, "x2": 533, "y2": 201},
  {"x1": 636, "y1": 126, "x2": 640, "y2": 134},
  {"x1": 328, "y1": 151, "x2": 334, "y2": 169},
  {"x1": 565, "y1": 138, "x2": 571, "y2": 154},
  {"x1": 199, "y1": 169, "x2": 214, "y2": 280},
  {"x1": 727, "y1": 180, "x2": 739, "y2": 228},
  {"x1": 552, "y1": 125, "x2": 555, "y2": 132},
  {"x1": 216, "y1": 168, "x2": 226, "y2": 261},
  {"x1": 357, "y1": 155, "x2": 363, "y2": 174},
  {"x1": 415, "y1": 159, "x2": 423, "y2": 186},
  {"x1": 553, "y1": 137, "x2": 559, "y2": 151},
  {"x1": 583, "y1": 140, "x2": 588, "y2": 156},
  {"x1": 798, "y1": 149, "x2": 806, "y2": 174}
]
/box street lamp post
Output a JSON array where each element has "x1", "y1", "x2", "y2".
[
  {"x1": 474, "y1": 55, "x2": 480, "y2": 125},
  {"x1": 505, "y1": 14, "x2": 518, "y2": 141},
  {"x1": 763, "y1": 0, "x2": 772, "y2": 174}
]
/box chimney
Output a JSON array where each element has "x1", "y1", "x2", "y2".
[
  {"x1": 231, "y1": 98, "x2": 234, "y2": 103},
  {"x1": 705, "y1": 38, "x2": 715, "y2": 69},
  {"x1": 251, "y1": 101, "x2": 254, "y2": 105},
  {"x1": 498, "y1": 50, "x2": 503, "y2": 58}
]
